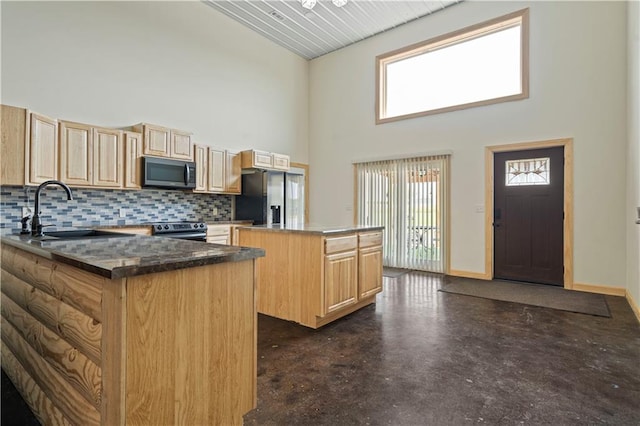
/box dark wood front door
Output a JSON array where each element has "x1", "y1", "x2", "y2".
[{"x1": 494, "y1": 147, "x2": 564, "y2": 286}]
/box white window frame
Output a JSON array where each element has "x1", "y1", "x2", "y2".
[{"x1": 376, "y1": 8, "x2": 529, "y2": 124}]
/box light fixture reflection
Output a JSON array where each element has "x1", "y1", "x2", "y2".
[
  {"x1": 332, "y1": 0, "x2": 348, "y2": 7},
  {"x1": 300, "y1": 0, "x2": 317, "y2": 10}
]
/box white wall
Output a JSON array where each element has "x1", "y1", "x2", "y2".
[
  {"x1": 0, "y1": 1, "x2": 309, "y2": 161},
  {"x1": 309, "y1": 1, "x2": 629, "y2": 288},
  {"x1": 627, "y1": 1, "x2": 640, "y2": 306}
]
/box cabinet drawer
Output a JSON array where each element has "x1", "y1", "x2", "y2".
[
  {"x1": 207, "y1": 225, "x2": 231, "y2": 237},
  {"x1": 273, "y1": 153, "x2": 290, "y2": 170},
  {"x1": 325, "y1": 235, "x2": 357, "y2": 254},
  {"x1": 359, "y1": 231, "x2": 382, "y2": 248}
]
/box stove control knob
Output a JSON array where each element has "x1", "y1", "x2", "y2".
[
  {"x1": 164, "y1": 225, "x2": 170, "y2": 230},
  {"x1": 156, "y1": 225, "x2": 162, "y2": 231},
  {"x1": 200, "y1": 223, "x2": 205, "y2": 228}
]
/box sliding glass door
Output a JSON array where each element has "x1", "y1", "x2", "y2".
[{"x1": 355, "y1": 155, "x2": 449, "y2": 273}]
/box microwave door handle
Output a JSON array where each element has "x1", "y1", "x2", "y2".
[{"x1": 184, "y1": 164, "x2": 190, "y2": 186}]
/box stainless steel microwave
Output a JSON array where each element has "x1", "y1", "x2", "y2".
[{"x1": 142, "y1": 156, "x2": 196, "y2": 189}]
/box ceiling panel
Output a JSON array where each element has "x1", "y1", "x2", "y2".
[{"x1": 202, "y1": 0, "x2": 462, "y2": 60}]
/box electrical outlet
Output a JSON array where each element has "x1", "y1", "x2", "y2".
[
  {"x1": 119, "y1": 208, "x2": 127, "y2": 218},
  {"x1": 22, "y1": 207, "x2": 31, "y2": 218},
  {"x1": 213, "y1": 207, "x2": 219, "y2": 216}
]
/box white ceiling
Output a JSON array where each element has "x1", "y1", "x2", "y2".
[{"x1": 202, "y1": 0, "x2": 462, "y2": 60}]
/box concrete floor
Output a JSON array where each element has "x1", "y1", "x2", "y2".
[{"x1": 2, "y1": 271, "x2": 640, "y2": 425}]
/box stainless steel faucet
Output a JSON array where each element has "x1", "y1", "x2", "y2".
[{"x1": 31, "y1": 180, "x2": 74, "y2": 237}]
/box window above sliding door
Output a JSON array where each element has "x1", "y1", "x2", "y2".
[{"x1": 376, "y1": 8, "x2": 529, "y2": 124}]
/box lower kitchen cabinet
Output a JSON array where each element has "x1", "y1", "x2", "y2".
[
  {"x1": 324, "y1": 250, "x2": 358, "y2": 314},
  {"x1": 358, "y1": 232, "x2": 383, "y2": 299},
  {"x1": 206, "y1": 224, "x2": 231, "y2": 245},
  {"x1": 236, "y1": 227, "x2": 384, "y2": 329}
]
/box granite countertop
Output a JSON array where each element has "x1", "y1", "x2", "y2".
[
  {"x1": 0, "y1": 233, "x2": 264, "y2": 279},
  {"x1": 237, "y1": 224, "x2": 385, "y2": 235}
]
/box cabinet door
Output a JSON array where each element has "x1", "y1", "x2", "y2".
[
  {"x1": 93, "y1": 127, "x2": 123, "y2": 187},
  {"x1": 206, "y1": 235, "x2": 230, "y2": 245},
  {"x1": 194, "y1": 145, "x2": 208, "y2": 192},
  {"x1": 28, "y1": 113, "x2": 59, "y2": 185},
  {"x1": 170, "y1": 130, "x2": 193, "y2": 160},
  {"x1": 124, "y1": 131, "x2": 142, "y2": 189},
  {"x1": 358, "y1": 245, "x2": 383, "y2": 299},
  {"x1": 1, "y1": 105, "x2": 27, "y2": 185},
  {"x1": 273, "y1": 153, "x2": 290, "y2": 171},
  {"x1": 324, "y1": 250, "x2": 358, "y2": 315},
  {"x1": 143, "y1": 125, "x2": 170, "y2": 157},
  {"x1": 59, "y1": 121, "x2": 92, "y2": 186},
  {"x1": 225, "y1": 151, "x2": 241, "y2": 194},
  {"x1": 208, "y1": 148, "x2": 225, "y2": 192}
]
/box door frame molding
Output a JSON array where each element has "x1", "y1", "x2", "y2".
[{"x1": 484, "y1": 138, "x2": 574, "y2": 289}]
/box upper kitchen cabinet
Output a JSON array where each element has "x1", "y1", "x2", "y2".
[
  {"x1": 123, "y1": 131, "x2": 142, "y2": 189},
  {"x1": 132, "y1": 123, "x2": 193, "y2": 161},
  {"x1": 194, "y1": 145, "x2": 242, "y2": 195},
  {"x1": 0, "y1": 105, "x2": 59, "y2": 186},
  {"x1": 241, "y1": 149, "x2": 290, "y2": 171},
  {"x1": 59, "y1": 120, "x2": 123, "y2": 188}
]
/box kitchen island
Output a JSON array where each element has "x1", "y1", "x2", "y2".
[
  {"x1": 0, "y1": 233, "x2": 264, "y2": 425},
  {"x1": 236, "y1": 224, "x2": 384, "y2": 329}
]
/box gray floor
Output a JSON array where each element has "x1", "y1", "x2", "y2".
[{"x1": 3, "y1": 271, "x2": 640, "y2": 425}]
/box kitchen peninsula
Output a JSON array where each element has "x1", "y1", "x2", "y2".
[
  {"x1": 0, "y1": 233, "x2": 264, "y2": 425},
  {"x1": 236, "y1": 224, "x2": 384, "y2": 329}
]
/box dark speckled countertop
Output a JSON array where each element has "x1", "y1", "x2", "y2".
[
  {"x1": 237, "y1": 224, "x2": 384, "y2": 235},
  {"x1": 0, "y1": 233, "x2": 264, "y2": 279}
]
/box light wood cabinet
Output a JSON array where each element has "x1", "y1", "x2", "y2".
[
  {"x1": 208, "y1": 148, "x2": 225, "y2": 192},
  {"x1": 226, "y1": 151, "x2": 242, "y2": 194},
  {"x1": 59, "y1": 121, "x2": 92, "y2": 186},
  {"x1": 133, "y1": 123, "x2": 193, "y2": 161},
  {"x1": 28, "y1": 112, "x2": 59, "y2": 185},
  {"x1": 194, "y1": 144, "x2": 208, "y2": 192},
  {"x1": 194, "y1": 145, "x2": 242, "y2": 194},
  {"x1": 237, "y1": 227, "x2": 383, "y2": 328},
  {"x1": 273, "y1": 153, "x2": 290, "y2": 170},
  {"x1": 206, "y1": 224, "x2": 231, "y2": 245},
  {"x1": 1, "y1": 105, "x2": 28, "y2": 186},
  {"x1": 93, "y1": 128, "x2": 122, "y2": 187},
  {"x1": 123, "y1": 131, "x2": 142, "y2": 189},
  {"x1": 59, "y1": 121, "x2": 123, "y2": 188},
  {"x1": 358, "y1": 231, "x2": 383, "y2": 299},
  {"x1": 240, "y1": 149, "x2": 290, "y2": 171},
  {"x1": 170, "y1": 129, "x2": 193, "y2": 160}
]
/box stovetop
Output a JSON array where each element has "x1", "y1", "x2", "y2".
[{"x1": 151, "y1": 222, "x2": 208, "y2": 234}]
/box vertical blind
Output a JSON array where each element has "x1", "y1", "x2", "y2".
[{"x1": 355, "y1": 155, "x2": 449, "y2": 273}]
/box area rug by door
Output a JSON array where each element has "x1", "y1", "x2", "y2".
[{"x1": 439, "y1": 278, "x2": 611, "y2": 317}]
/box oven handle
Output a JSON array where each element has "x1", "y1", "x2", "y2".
[
  {"x1": 184, "y1": 164, "x2": 191, "y2": 186},
  {"x1": 154, "y1": 232, "x2": 207, "y2": 241}
]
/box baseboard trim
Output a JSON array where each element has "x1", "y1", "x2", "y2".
[
  {"x1": 572, "y1": 282, "x2": 626, "y2": 297},
  {"x1": 625, "y1": 291, "x2": 640, "y2": 324},
  {"x1": 448, "y1": 269, "x2": 491, "y2": 280}
]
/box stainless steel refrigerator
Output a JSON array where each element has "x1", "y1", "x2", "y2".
[{"x1": 234, "y1": 167, "x2": 305, "y2": 226}]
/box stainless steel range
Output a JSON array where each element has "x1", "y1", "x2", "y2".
[{"x1": 151, "y1": 222, "x2": 208, "y2": 241}]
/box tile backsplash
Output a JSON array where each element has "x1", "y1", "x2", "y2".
[{"x1": 0, "y1": 186, "x2": 232, "y2": 230}]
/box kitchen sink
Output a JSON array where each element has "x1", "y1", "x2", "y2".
[{"x1": 43, "y1": 229, "x2": 130, "y2": 239}]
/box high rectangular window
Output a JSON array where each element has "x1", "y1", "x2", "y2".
[{"x1": 376, "y1": 9, "x2": 529, "y2": 123}]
